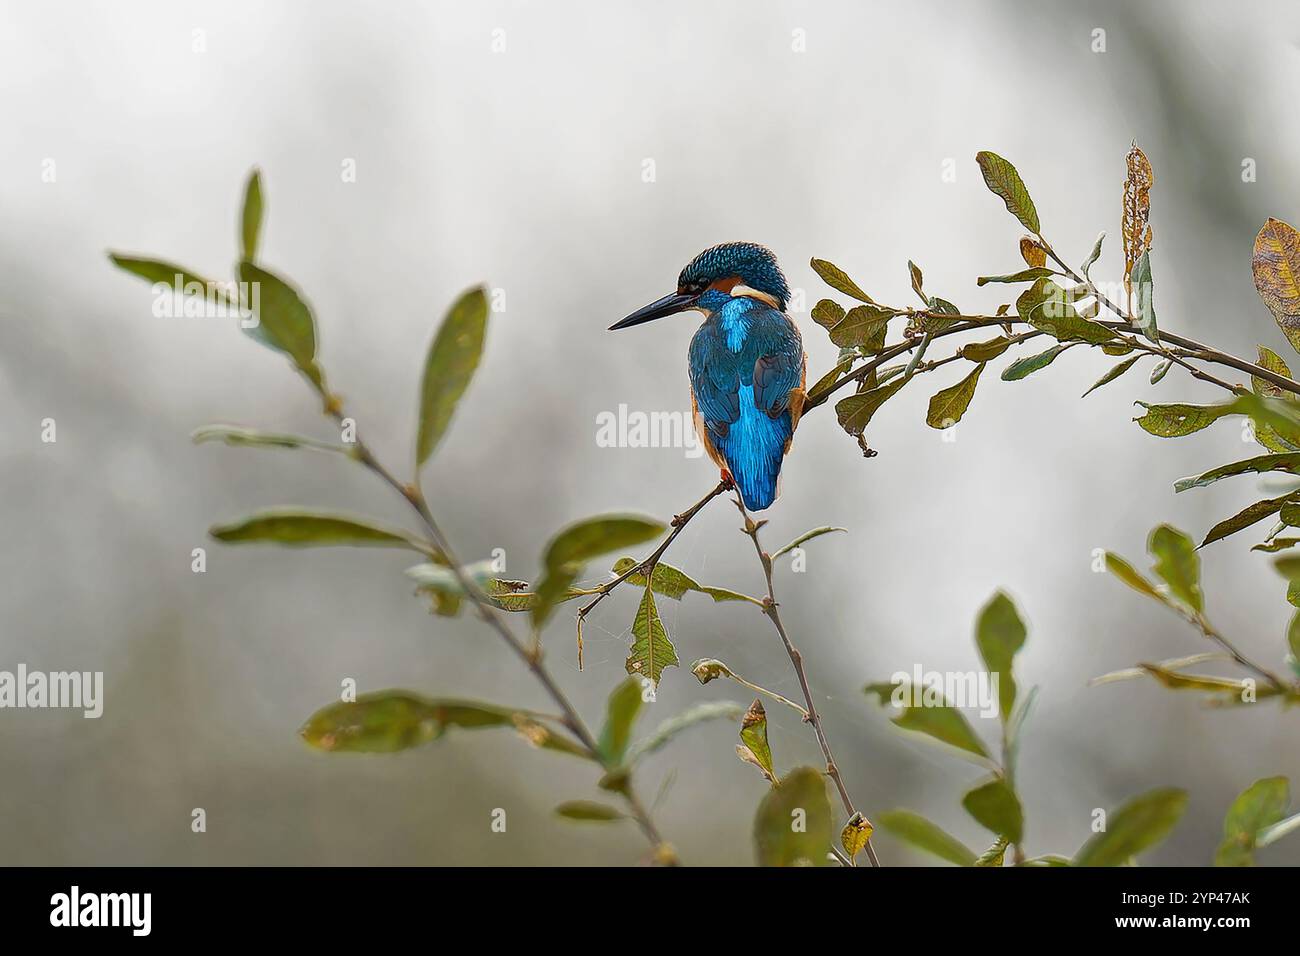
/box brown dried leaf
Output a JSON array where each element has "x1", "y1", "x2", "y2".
[
  {"x1": 1019, "y1": 236, "x2": 1047, "y2": 268},
  {"x1": 1122, "y1": 144, "x2": 1155, "y2": 294}
]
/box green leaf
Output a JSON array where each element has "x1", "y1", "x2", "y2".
[
  {"x1": 1276, "y1": 554, "x2": 1300, "y2": 580},
  {"x1": 962, "y1": 776, "x2": 1024, "y2": 844},
  {"x1": 1289, "y1": 611, "x2": 1300, "y2": 665},
  {"x1": 1104, "y1": 552, "x2": 1174, "y2": 608},
  {"x1": 807, "y1": 357, "x2": 853, "y2": 404},
  {"x1": 810, "y1": 298, "x2": 847, "y2": 331},
  {"x1": 624, "y1": 700, "x2": 743, "y2": 764},
  {"x1": 191, "y1": 424, "x2": 352, "y2": 456},
  {"x1": 878, "y1": 810, "x2": 977, "y2": 866},
  {"x1": 960, "y1": 336, "x2": 1012, "y2": 362},
  {"x1": 1016, "y1": 279, "x2": 1115, "y2": 344},
  {"x1": 1253, "y1": 345, "x2": 1293, "y2": 397},
  {"x1": 554, "y1": 801, "x2": 625, "y2": 822},
  {"x1": 753, "y1": 766, "x2": 833, "y2": 866},
  {"x1": 108, "y1": 254, "x2": 233, "y2": 305},
  {"x1": 1002, "y1": 344, "x2": 1069, "y2": 381},
  {"x1": 975, "y1": 150, "x2": 1040, "y2": 233},
  {"x1": 810, "y1": 258, "x2": 874, "y2": 303},
  {"x1": 1073, "y1": 788, "x2": 1188, "y2": 867},
  {"x1": 609, "y1": 557, "x2": 759, "y2": 604},
  {"x1": 1148, "y1": 525, "x2": 1203, "y2": 613},
  {"x1": 1130, "y1": 250, "x2": 1159, "y2": 343},
  {"x1": 241, "y1": 168, "x2": 263, "y2": 261},
  {"x1": 1134, "y1": 401, "x2": 1235, "y2": 438},
  {"x1": 1202, "y1": 493, "x2": 1295, "y2": 547},
  {"x1": 1081, "y1": 355, "x2": 1142, "y2": 397},
  {"x1": 835, "y1": 378, "x2": 906, "y2": 436},
  {"x1": 1149, "y1": 357, "x2": 1172, "y2": 384},
  {"x1": 865, "y1": 682, "x2": 992, "y2": 763},
  {"x1": 532, "y1": 515, "x2": 665, "y2": 630},
  {"x1": 1174, "y1": 453, "x2": 1300, "y2": 492},
  {"x1": 1252, "y1": 218, "x2": 1300, "y2": 356},
  {"x1": 737, "y1": 699, "x2": 776, "y2": 783},
  {"x1": 301, "y1": 692, "x2": 519, "y2": 753},
  {"x1": 209, "y1": 508, "x2": 433, "y2": 554},
  {"x1": 626, "y1": 586, "x2": 678, "y2": 688},
  {"x1": 597, "y1": 677, "x2": 644, "y2": 765},
  {"x1": 976, "y1": 268, "x2": 1054, "y2": 286},
  {"x1": 416, "y1": 287, "x2": 489, "y2": 465},
  {"x1": 547, "y1": 516, "x2": 666, "y2": 568},
  {"x1": 770, "y1": 526, "x2": 847, "y2": 560},
  {"x1": 926, "y1": 363, "x2": 984, "y2": 429},
  {"x1": 237, "y1": 261, "x2": 323, "y2": 389},
  {"x1": 829, "y1": 303, "x2": 895, "y2": 349},
  {"x1": 1215, "y1": 777, "x2": 1290, "y2": 867},
  {"x1": 1081, "y1": 232, "x2": 1105, "y2": 280},
  {"x1": 975, "y1": 590, "x2": 1026, "y2": 721}
]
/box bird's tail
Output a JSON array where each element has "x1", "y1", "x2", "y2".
[{"x1": 722, "y1": 390, "x2": 791, "y2": 512}]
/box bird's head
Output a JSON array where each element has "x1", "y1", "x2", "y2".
[{"x1": 609, "y1": 242, "x2": 790, "y2": 331}]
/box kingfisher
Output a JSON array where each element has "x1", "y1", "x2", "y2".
[{"x1": 610, "y1": 242, "x2": 806, "y2": 512}]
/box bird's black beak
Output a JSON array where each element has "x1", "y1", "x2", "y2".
[{"x1": 609, "y1": 292, "x2": 699, "y2": 331}]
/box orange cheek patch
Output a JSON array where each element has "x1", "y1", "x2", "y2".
[{"x1": 707, "y1": 275, "x2": 741, "y2": 294}]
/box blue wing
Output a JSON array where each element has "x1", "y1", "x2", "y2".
[{"x1": 689, "y1": 299, "x2": 804, "y2": 511}]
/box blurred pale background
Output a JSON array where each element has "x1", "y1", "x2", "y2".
[{"x1": 2, "y1": 0, "x2": 1299, "y2": 865}]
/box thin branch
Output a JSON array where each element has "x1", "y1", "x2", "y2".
[
  {"x1": 319, "y1": 403, "x2": 672, "y2": 856},
  {"x1": 575, "y1": 479, "x2": 730, "y2": 639},
  {"x1": 733, "y1": 496, "x2": 882, "y2": 868}
]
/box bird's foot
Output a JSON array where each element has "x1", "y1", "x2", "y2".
[{"x1": 719, "y1": 468, "x2": 736, "y2": 491}]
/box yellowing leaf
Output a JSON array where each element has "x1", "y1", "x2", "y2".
[
  {"x1": 1133, "y1": 401, "x2": 1234, "y2": 438},
  {"x1": 840, "y1": 812, "x2": 874, "y2": 861},
  {"x1": 1252, "y1": 218, "x2": 1300, "y2": 355},
  {"x1": 301, "y1": 693, "x2": 527, "y2": 753},
  {"x1": 738, "y1": 698, "x2": 776, "y2": 783}
]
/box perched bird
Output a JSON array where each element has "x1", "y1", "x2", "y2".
[{"x1": 610, "y1": 242, "x2": 806, "y2": 511}]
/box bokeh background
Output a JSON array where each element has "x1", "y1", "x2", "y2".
[{"x1": 2, "y1": 0, "x2": 1299, "y2": 865}]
